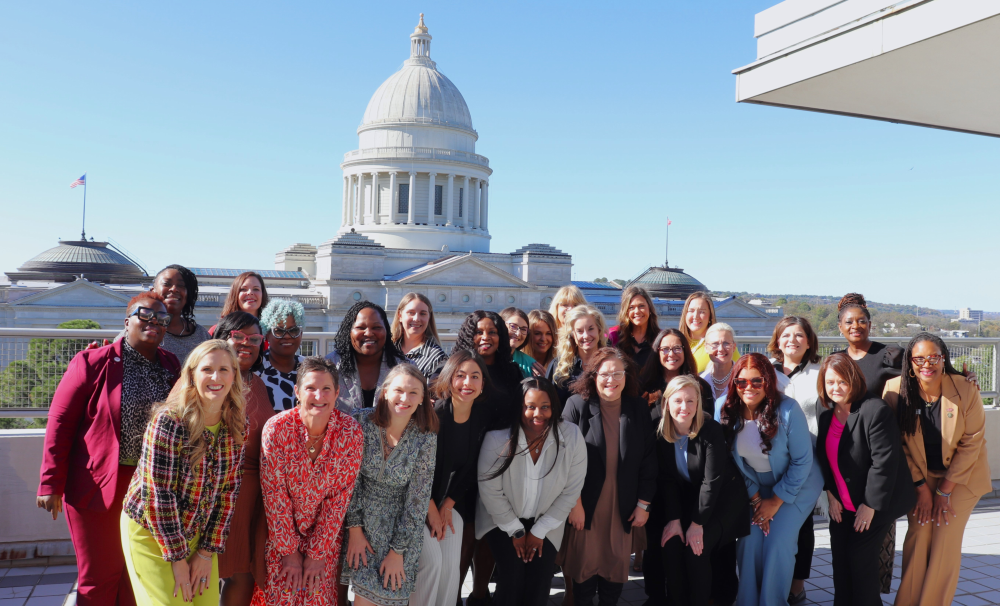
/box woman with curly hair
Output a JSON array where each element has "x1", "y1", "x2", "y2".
[
  {"x1": 259, "y1": 299, "x2": 306, "y2": 411},
  {"x1": 120, "y1": 339, "x2": 247, "y2": 606},
  {"x1": 608, "y1": 285, "x2": 660, "y2": 370},
  {"x1": 391, "y1": 292, "x2": 448, "y2": 380},
  {"x1": 549, "y1": 285, "x2": 586, "y2": 331},
  {"x1": 550, "y1": 305, "x2": 607, "y2": 404},
  {"x1": 715, "y1": 353, "x2": 823, "y2": 606},
  {"x1": 325, "y1": 301, "x2": 403, "y2": 414}
]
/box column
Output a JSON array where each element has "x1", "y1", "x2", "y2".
[
  {"x1": 481, "y1": 180, "x2": 489, "y2": 230},
  {"x1": 342, "y1": 176, "x2": 349, "y2": 226},
  {"x1": 470, "y1": 178, "x2": 479, "y2": 230},
  {"x1": 356, "y1": 173, "x2": 365, "y2": 225},
  {"x1": 427, "y1": 172, "x2": 436, "y2": 225},
  {"x1": 462, "y1": 176, "x2": 470, "y2": 230},
  {"x1": 446, "y1": 174, "x2": 454, "y2": 226},
  {"x1": 388, "y1": 172, "x2": 397, "y2": 223},
  {"x1": 351, "y1": 174, "x2": 360, "y2": 225},
  {"x1": 371, "y1": 172, "x2": 380, "y2": 224},
  {"x1": 407, "y1": 172, "x2": 416, "y2": 224}
]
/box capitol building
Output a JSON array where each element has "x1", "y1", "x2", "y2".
[{"x1": 0, "y1": 15, "x2": 781, "y2": 338}]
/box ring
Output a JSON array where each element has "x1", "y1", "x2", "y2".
[{"x1": 200, "y1": 578, "x2": 207, "y2": 584}]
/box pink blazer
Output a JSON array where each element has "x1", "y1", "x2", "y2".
[{"x1": 38, "y1": 340, "x2": 180, "y2": 511}]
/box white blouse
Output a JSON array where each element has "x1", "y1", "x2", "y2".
[{"x1": 736, "y1": 421, "x2": 772, "y2": 473}]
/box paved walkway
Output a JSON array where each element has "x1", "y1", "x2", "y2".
[{"x1": 5, "y1": 498, "x2": 1000, "y2": 606}]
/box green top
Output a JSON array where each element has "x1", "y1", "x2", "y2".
[
  {"x1": 511, "y1": 349, "x2": 537, "y2": 379},
  {"x1": 205, "y1": 421, "x2": 223, "y2": 435}
]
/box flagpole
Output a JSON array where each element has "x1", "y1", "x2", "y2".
[
  {"x1": 665, "y1": 216, "x2": 669, "y2": 268},
  {"x1": 81, "y1": 174, "x2": 87, "y2": 240}
]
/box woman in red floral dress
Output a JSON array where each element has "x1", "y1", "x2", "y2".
[{"x1": 252, "y1": 357, "x2": 364, "y2": 606}]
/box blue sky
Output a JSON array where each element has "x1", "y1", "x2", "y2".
[{"x1": 2, "y1": 1, "x2": 997, "y2": 310}]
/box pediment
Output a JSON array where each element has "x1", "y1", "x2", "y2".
[
  {"x1": 13, "y1": 279, "x2": 132, "y2": 307},
  {"x1": 716, "y1": 297, "x2": 771, "y2": 319},
  {"x1": 389, "y1": 255, "x2": 533, "y2": 288}
]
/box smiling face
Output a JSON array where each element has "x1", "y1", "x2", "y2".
[
  {"x1": 124, "y1": 298, "x2": 168, "y2": 348},
  {"x1": 705, "y1": 329, "x2": 735, "y2": 366},
  {"x1": 451, "y1": 360, "x2": 484, "y2": 405},
  {"x1": 659, "y1": 334, "x2": 686, "y2": 372},
  {"x1": 823, "y1": 368, "x2": 852, "y2": 406},
  {"x1": 473, "y1": 317, "x2": 500, "y2": 362},
  {"x1": 238, "y1": 276, "x2": 263, "y2": 315},
  {"x1": 193, "y1": 349, "x2": 236, "y2": 410},
  {"x1": 400, "y1": 298, "x2": 430, "y2": 341},
  {"x1": 530, "y1": 320, "x2": 554, "y2": 357},
  {"x1": 507, "y1": 315, "x2": 528, "y2": 349},
  {"x1": 595, "y1": 358, "x2": 626, "y2": 401},
  {"x1": 154, "y1": 269, "x2": 187, "y2": 317},
  {"x1": 227, "y1": 323, "x2": 261, "y2": 372},
  {"x1": 627, "y1": 295, "x2": 649, "y2": 330},
  {"x1": 737, "y1": 367, "x2": 766, "y2": 409},
  {"x1": 383, "y1": 373, "x2": 425, "y2": 422},
  {"x1": 522, "y1": 388, "x2": 553, "y2": 434},
  {"x1": 268, "y1": 314, "x2": 302, "y2": 358},
  {"x1": 351, "y1": 308, "x2": 387, "y2": 357},
  {"x1": 295, "y1": 370, "x2": 339, "y2": 427},
  {"x1": 668, "y1": 385, "x2": 699, "y2": 431},
  {"x1": 685, "y1": 298, "x2": 711, "y2": 339},
  {"x1": 572, "y1": 315, "x2": 600, "y2": 357},
  {"x1": 778, "y1": 323, "x2": 809, "y2": 366},
  {"x1": 910, "y1": 340, "x2": 945, "y2": 385},
  {"x1": 838, "y1": 307, "x2": 870, "y2": 346}
]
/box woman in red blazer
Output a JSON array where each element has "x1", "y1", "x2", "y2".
[{"x1": 37, "y1": 293, "x2": 180, "y2": 605}]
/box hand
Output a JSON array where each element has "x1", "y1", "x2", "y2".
[
  {"x1": 438, "y1": 498, "x2": 456, "y2": 537},
  {"x1": 347, "y1": 527, "x2": 375, "y2": 569},
  {"x1": 933, "y1": 492, "x2": 957, "y2": 527},
  {"x1": 912, "y1": 484, "x2": 932, "y2": 525},
  {"x1": 753, "y1": 495, "x2": 783, "y2": 525},
  {"x1": 36, "y1": 494, "x2": 63, "y2": 520},
  {"x1": 524, "y1": 532, "x2": 544, "y2": 562},
  {"x1": 964, "y1": 364, "x2": 980, "y2": 389},
  {"x1": 379, "y1": 550, "x2": 406, "y2": 591},
  {"x1": 760, "y1": 518, "x2": 771, "y2": 536},
  {"x1": 171, "y1": 559, "x2": 193, "y2": 602},
  {"x1": 568, "y1": 499, "x2": 585, "y2": 531},
  {"x1": 279, "y1": 551, "x2": 304, "y2": 593},
  {"x1": 189, "y1": 551, "x2": 212, "y2": 596},
  {"x1": 853, "y1": 504, "x2": 876, "y2": 533},
  {"x1": 511, "y1": 533, "x2": 527, "y2": 560},
  {"x1": 531, "y1": 361, "x2": 547, "y2": 377},
  {"x1": 303, "y1": 556, "x2": 326, "y2": 595},
  {"x1": 661, "y1": 519, "x2": 685, "y2": 547},
  {"x1": 628, "y1": 503, "x2": 650, "y2": 528},
  {"x1": 85, "y1": 339, "x2": 109, "y2": 350},
  {"x1": 685, "y1": 522, "x2": 705, "y2": 556},
  {"x1": 647, "y1": 390, "x2": 663, "y2": 406},
  {"x1": 426, "y1": 503, "x2": 444, "y2": 540},
  {"x1": 827, "y1": 491, "x2": 843, "y2": 524}
]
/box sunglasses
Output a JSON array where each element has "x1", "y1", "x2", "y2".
[
  {"x1": 271, "y1": 325, "x2": 302, "y2": 339},
  {"x1": 229, "y1": 330, "x2": 265, "y2": 347},
  {"x1": 128, "y1": 306, "x2": 172, "y2": 328},
  {"x1": 912, "y1": 355, "x2": 944, "y2": 367},
  {"x1": 735, "y1": 377, "x2": 765, "y2": 390}
]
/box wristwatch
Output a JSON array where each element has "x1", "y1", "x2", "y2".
[
  {"x1": 636, "y1": 503, "x2": 649, "y2": 511},
  {"x1": 511, "y1": 528, "x2": 525, "y2": 539}
]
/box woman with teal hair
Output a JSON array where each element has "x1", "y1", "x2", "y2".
[{"x1": 258, "y1": 299, "x2": 306, "y2": 411}]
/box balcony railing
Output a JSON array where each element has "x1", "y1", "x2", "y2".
[
  {"x1": 194, "y1": 294, "x2": 326, "y2": 308},
  {"x1": 0, "y1": 329, "x2": 995, "y2": 418},
  {"x1": 343, "y1": 146, "x2": 490, "y2": 168}
]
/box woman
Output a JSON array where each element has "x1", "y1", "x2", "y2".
[
  {"x1": 551, "y1": 305, "x2": 608, "y2": 404},
  {"x1": 768, "y1": 316, "x2": 824, "y2": 603},
  {"x1": 392, "y1": 292, "x2": 448, "y2": 380},
  {"x1": 549, "y1": 285, "x2": 586, "y2": 331},
  {"x1": 679, "y1": 292, "x2": 737, "y2": 373},
  {"x1": 500, "y1": 307, "x2": 541, "y2": 378},
  {"x1": 120, "y1": 340, "x2": 247, "y2": 606},
  {"x1": 221, "y1": 271, "x2": 269, "y2": 319},
  {"x1": 883, "y1": 333, "x2": 990, "y2": 606},
  {"x1": 259, "y1": 299, "x2": 306, "y2": 411},
  {"x1": 477, "y1": 377, "x2": 588, "y2": 605},
  {"x1": 715, "y1": 353, "x2": 823, "y2": 606},
  {"x1": 655, "y1": 376, "x2": 750, "y2": 605},
  {"x1": 37, "y1": 294, "x2": 179, "y2": 606},
  {"x1": 342, "y1": 364, "x2": 438, "y2": 606},
  {"x1": 326, "y1": 300, "x2": 403, "y2": 414},
  {"x1": 700, "y1": 323, "x2": 740, "y2": 402},
  {"x1": 215, "y1": 313, "x2": 276, "y2": 605},
  {"x1": 411, "y1": 350, "x2": 492, "y2": 606},
  {"x1": 608, "y1": 285, "x2": 660, "y2": 370},
  {"x1": 816, "y1": 353, "x2": 915, "y2": 606},
  {"x1": 562, "y1": 347, "x2": 657, "y2": 605},
  {"x1": 253, "y1": 357, "x2": 364, "y2": 606},
  {"x1": 523, "y1": 309, "x2": 558, "y2": 377}
]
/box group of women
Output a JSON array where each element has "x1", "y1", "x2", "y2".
[{"x1": 36, "y1": 267, "x2": 989, "y2": 607}]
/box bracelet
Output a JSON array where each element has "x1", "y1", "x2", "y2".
[
  {"x1": 195, "y1": 550, "x2": 212, "y2": 562},
  {"x1": 913, "y1": 479, "x2": 926, "y2": 488},
  {"x1": 935, "y1": 488, "x2": 952, "y2": 498},
  {"x1": 750, "y1": 497, "x2": 762, "y2": 507}
]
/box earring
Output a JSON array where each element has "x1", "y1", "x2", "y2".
[{"x1": 908, "y1": 368, "x2": 916, "y2": 378}]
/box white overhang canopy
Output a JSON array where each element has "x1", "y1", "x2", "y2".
[{"x1": 733, "y1": 0, "x2": 1000, "y2": 137}]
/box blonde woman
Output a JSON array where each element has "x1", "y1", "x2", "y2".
[
  {"x1": 699, "y1": 323, "x2": 740, "y2": 402},
  {"x1": 679, "y1": 292, "x2": 737, "y2": 373},
  {"x1": 121, "y1": 340, "x2": 247, "y2": 606},
  {"x1": 548, "y1": 285, "x2": 586, "y2": 331},
  {"x1": 391, "y1": 292, "x2": 447, "y2": 379},
  {"x1": 524, "y1": 309, "x2": 558, "y2": 377},
  {"x1": 550, "y1": 305, "x2": 607, "y2": 403}
]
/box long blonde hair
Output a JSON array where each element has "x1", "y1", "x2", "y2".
[
  {"x1": 523, "y1": 309, "x2": 557, "y2": 367},
  {"x1": 658, "y1": 375, "x2": 705, "y2": 442},
  {"x1": 391, "y1": 292, "x2": 441, "y2": 347},
  {"x1": 548, "y1": 285, "x2": 586, "y2": 329},
  {"x1": 679, "y1": 291, "x2": 718, "y2": 341},
  {"x1": 155, "y1": 340, "x2": 246, "y2": 465},
  {"x1": 552, "y1": 305, "x2": 607, "y2": 385}
]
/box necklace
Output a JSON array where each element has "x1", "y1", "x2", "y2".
[
  {"x1": 305, "y1": 431, "x2": 325, "y2": 454},
  {"x1": 381, "y1": 426, "x2": 398, "y2": 459}
]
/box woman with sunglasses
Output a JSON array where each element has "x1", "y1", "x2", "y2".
[
  {"x1": 883, "y1": 333, "x2": 990, "y2": 606},
  {"x1": 214, "y1": 313, "x2": 276, "y2": 605},
  {"x1": 259, "y1": 299, "x2": 306, "y2": 411},
  {"x1": 716, "y1": 353, "x2": 823, "y2": 606},
  {"x1": 392, "y1": 292, "x2": 448, "y2": 380},
  {"x1": 523, "y1": 309, "x2": 558, "y2": 378},
  {"x1": 326, "y1": 301, "x2": 403, "y2": 414},
  {"x1": 608, "y1": 286, "x2": 660, "y2": 370},
  {"x1": 501, "y1": 307, "x2": 540, "y2": 378},
  {"x1": 38, "y1": 294, "x2": 180, "y2": 606}
]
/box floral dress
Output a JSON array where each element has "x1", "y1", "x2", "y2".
[
  {"x1": 252, "y1": 408, "x2": 363, "y2": 606},
  {"x1": 340, "y1": 409, "x2": 437, "y2": 605}
]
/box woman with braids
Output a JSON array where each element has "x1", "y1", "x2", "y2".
[
  {"x1": 523, "y1": 309, "x2": 558, "y2": 378},
  {"x1": 679, "y1": 291, "x2": 738, "y2": 373},
  {"x1": 715, "y1": 353, "x2": 823, "y2": 606},
  {"x1": 550, "y1": 305, "x2": 608, "y2": 404},
  {"x1": 120, "y1": 340, "x2": 247, "y2": 605},
  {"x1": 882, "y1": 333, "x2": 989, "y2": 606},
  {"x1": 259, "y1": 299, "x2": 306, "y2": 411},
  {"x1": 215, "y1": 313, "x2": 276, "y2": 605},
  {"x1": 391, "y1": 292, "x2": 448, "y2": 380},
  {"x1": 608, "y1": 285, "x2": 660, "y2": 370},
  {"x1": 326, "y1": 300, "x2": 403, "y2": 414},
  {"x1": 548, "y1": 285, "x2": 586, "y2": 331},
  {"x1": 476, "y1": 377, "x2": 587, "y2": 605}
]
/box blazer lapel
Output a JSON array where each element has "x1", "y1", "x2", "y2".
[
  {"x1": 845, "y1": 401, "x2": 864, "y2": 435},
  {"x1": 108, "y1": 340, "x2": 125, "y2": 441},
  {"x1": 619, "y1": 405, "x2": 628, "y2": 466},
  {"x1": 940, "y1": 375, "x2": 961, "y2": 458},
  {"x1": 687, "y1": 435, "x2": 702, "y2": 486},
  {"x1": 587, "y1": 399, "x2": 606, "y2": 469}
]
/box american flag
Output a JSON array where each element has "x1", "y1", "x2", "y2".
[
  {"x1": 667, "y1": 218, "x2": 672, "y2": 226},
  {"x1": 70, "y1": 174, "x2": 86, "y2": 189}
]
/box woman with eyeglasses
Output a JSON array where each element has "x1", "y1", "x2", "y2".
[
  {"x1": 561, "y1": 348, "x2": 657, "y2": 606},
  {"x1": 608, "y1": 286, "x2": 661, "y2": 371},
  {"x1": 325, "y1": 301, "x2": 403, "y2": 414},
  {"x1": 551, "y1": 305, "x2": 608, "y2": 405},
  {"x1": 259, "y1": 299, "x2": 306, "y2": 411},
  {"x1": 38, "y1": 294, "x2": 180, "y2": 606},
  {"x1": 679, "y1": 292, "x2": 738, "y2": 374},
  {"x1": 214, "y1": 313, "x2": 276, "y2": 606},
  {"x1": 392, "y1": 292, "x2": 448, "y2": 380},
  {"x1": 501, "y1": 307, "x2": 541, "y2": 378},
  {"x1": 700, "y1": 323, "x2": 739, "y2": 402},
  {"x1": 882, "y1": 333, "x2": 990, "y2": 606},
  {"x1": 210, "y1": 271, "x2": 270, "y2": 335},
  {"x1": 716, "y1": 353, "x2": 823, "y2": 606},
  {"x1": 549, "y1": 285, "x2": 587, "y2": 331},
  {"x1": 523, "y1": 309, "x2": 558, "y2": 378}
]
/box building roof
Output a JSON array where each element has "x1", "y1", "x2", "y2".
[
  {"x1": 572, "y1": 281, "x2": 621, "y2": 291},
  {"x1": 328, "y1": 230, "x2": 385, "y2": 249},
  {"x1": 626, "y1": 265, "x2": 707, "y2": 299},
  {"x1": 189, "y1": 268, "x2": 308, "y2": 280},
  {"x1": 7, "y1": 240, "x2": 146, "y2": 284},
  {"x1": 512, "y1": 243, "x2": 570, "y2": 257}
]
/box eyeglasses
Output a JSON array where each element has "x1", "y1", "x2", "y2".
[
  {"x1": 706, "y1": 341, "x2": 734, "y2": 352},
  {"x1": 507, "y1": 324, "x2": 528, "y2": 336},
  {"x1": 597, "y1": 371, "x2": 626, "y2": 381},
  {"x1": 128, "y1": 306, "x2": 172, "y2": 327},
  {"x1": 735, "y1": 377, "x2": 765, "y2": 390},
  {"x1": 912, "y1": 355, "x2": 944, "y2": 367},
  {"x1": 229, "y1": 330, "x2": 265, "y2": 347},
  {"x1": 658, "y1": 346, "x2": 685, "y2": 356},
  {"x1": 271, "y1": 325, "x2": 302, "y2": 339}
]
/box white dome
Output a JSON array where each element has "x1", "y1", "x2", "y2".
[{"x1": 362, "y1": 65, "x2": 474, "y2": 133}]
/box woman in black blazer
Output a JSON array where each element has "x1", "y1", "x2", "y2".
[
  {"x1": 815, "y1": 353, "x2": 915, "y2": 606},
  {"x1": 654, "y1": 375, "x2": 750, "y2": 605},
  {"x1": 562, "y1": 347, "x2": 657, "y2": 606}
]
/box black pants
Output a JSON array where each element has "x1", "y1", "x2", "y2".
[
  {"x1": 485, "y1": 521, "x2": 557, "y2": 606},
  {"x1": 710, "y1": 539, "x2": 739, "y2": 606},
  {"x1": 573, "y1": 575, "x2": 623, "y2": 606},
  {"x1": 829, "y1": 511, "x2": 892, "y2": 606},
  {"x1": 643, "y1": 522, "x2": 667, "y2": 603},
  {"x1": 662, "y1": 521, "x2": 724, "y2": 606},
  {"x1": 794, "y1": 510, "x2": 815, "y2": 580}
]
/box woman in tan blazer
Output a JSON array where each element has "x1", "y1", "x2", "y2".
[{"x1": 882, "y1": 332, "x2": 990, "y2": 606}]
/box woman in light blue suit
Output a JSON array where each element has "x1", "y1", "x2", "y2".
[{"x1": 715, "y1": 353, "x2": 823, "y2": 605}]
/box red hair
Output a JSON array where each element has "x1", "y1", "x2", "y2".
[
  {"x1": 719, "y1": 353, "x2": 782, "y2": 453},
  {"x1": 127, "y1": 291, "x2": 166, "y2": 312}
]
